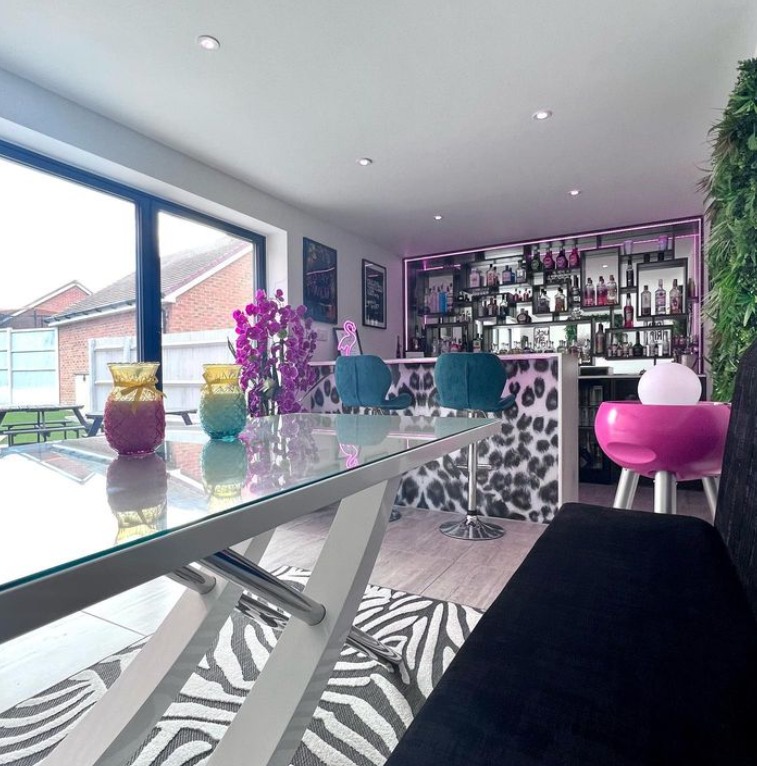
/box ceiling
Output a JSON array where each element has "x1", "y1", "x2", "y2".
[{"x1": 0, "y1": 1, "x2": 755, "y2": 256}]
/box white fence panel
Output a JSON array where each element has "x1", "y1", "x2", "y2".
[
  {"x1": 90, "y1": 328, "x2": 235, "y2": 413},
  {"x1": 89, "y1": 335, "x2": 137, "y2": 413}
]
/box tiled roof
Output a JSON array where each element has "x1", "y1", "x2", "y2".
[{"x1": 49, "y1": 238, "x2": 250, "y2": 320}]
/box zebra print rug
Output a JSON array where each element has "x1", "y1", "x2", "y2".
[{"x1": 0, "y1": 566, "x2": 482, "y2": 766}]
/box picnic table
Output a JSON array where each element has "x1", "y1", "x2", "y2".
[
  {"x1": 0, "y1": 404, "x2": 89, "y2": 446},
  {"x1": 85, "y1": 408, "x2": 196, "y2": 437}
]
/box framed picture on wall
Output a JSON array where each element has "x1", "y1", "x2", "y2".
[
  {"x1": 303, "y1": 237, "x2": 338, "y2": 324},
  {"x1": 362, "y1": 259, "x2": 387, "y2": 329}
]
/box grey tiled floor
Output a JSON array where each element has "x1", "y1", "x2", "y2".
[{"x1": 0, "y1": 483, "x2": 711, "y2": 711}]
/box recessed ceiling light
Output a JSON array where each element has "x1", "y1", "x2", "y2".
[
  {"x1": 197, "y1": 35, "x2": 220, "y2": 51},
  {"x1": 433, "y1": 214, "x2": 444, "y2": 221},
  {"x1": 569, "y1": 189, "x2": 582, "y2": 196},
  {"x1": 532, "y1": 109, "x2": 553, "y2": 121},
  {"x1": 356, "y1": 157, "x2": 373, "y2": 166}
]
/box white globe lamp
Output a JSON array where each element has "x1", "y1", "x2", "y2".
[{"x1": 638, "y1": 363, "x2": 702, "y2": 406}]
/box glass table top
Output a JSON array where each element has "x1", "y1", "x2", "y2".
[{"x1": 0, "y1": 413, "x2": 495, "y2": 594}]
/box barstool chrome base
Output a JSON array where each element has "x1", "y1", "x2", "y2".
[
  {"x1": 440, "y1": 513, "x2": 505, "y2": 540},
  {"x1": 389, "y1": 507, "x2": 401, "y2": 522}
]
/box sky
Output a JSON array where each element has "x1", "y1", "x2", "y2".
[{"x1": 0, "y1": 156, "x2": 225, "y2": 308}]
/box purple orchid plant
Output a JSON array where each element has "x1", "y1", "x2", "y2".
[{"x1": 232, "y1": 289, "x2": 319, "y2": 417}]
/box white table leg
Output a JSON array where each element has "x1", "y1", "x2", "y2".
[
  {"x1": 613, "y1": 468, "x2": 639, "y2": 510},
  {"x1": 653, "y1": 471, "x2": 677, "y2": 514},
  {"x1": 702, "y1": 476, "x2": 720, "y2": 518},
  {"x1": 41, "y1": 532, "x2": 274, "y2": 766},
  {"x1": 206, "y1": 476, "x2": 401, "y2": 766}
]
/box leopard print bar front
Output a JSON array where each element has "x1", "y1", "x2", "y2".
[{"x1": 307, "y1": 354, "x2": 576, "y2": 523}]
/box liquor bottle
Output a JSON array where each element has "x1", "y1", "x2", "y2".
[
  {"x1": 556, "y1": 241, "x2": 568, "y2": 270},
  {"x1": 538, "y1": 289, "x2": 550, "y2": 314},
  {"x1": 625, "y1": 257, "x2": 634, "y2": 288},
  {"x1": 489, "y1": 297, "x2": 497, "y2": 317},
  {"x1": 623, "y1": 294, "x2": 635, "y2": 327},
  {"x1": 568, "y1": 239, "x2": 580, "y2": 269},
  {"x1": 633, "y1": 331, "x2": 644, "y2": 357},
  {"x1": 662, "y1": 334, "x2": 671, "y2": 356},
  {"x1": 594, "y1": 323, "x2": 606, "y2": 356},
  {"x1": 543, "y1": 243, "x2": 555, "y2": 272},
  {"x1": 438, "y1": 285, "x2": 447, "y2": 314},
  {"x1": 422, "y1": 287, "x2": 430, "y2": 314},
  {"x1": 487, "y1": 264, "x2": 497, "y2": 287},
  {"x1": 570, "y1": 275, "x2": 582, "y2": 307},
  {"x1": 531, "y1": 245, "x2": 543, "y2": 273},
  {"x1": 429, "y1": 286, "x2": 437, "y2": 313},
  {"x1": 669, "y1": 279, "x2": 681, "y2": 314},
  {"x1": 516, "y1": 261, "x2": 526, "y2": 282},
  {"x1": 655, "y1": 279, "x2": 666, "y2": 315},
  {"x1": 607, "y1": 275, "x2": 618, "y2": 305},
  {"x1": 470, "y1": 267, "x2": 479, "y2": 289},
  {"x1": 517, "y1": 307, "x2": 529, "y2": 324},
  {"x1": 597, "y1": 276, "x2": 607, "y2": 306},
  {"x1": 554, "y1": 287, "x2": 566, "y2": 313},
  {"x1": 396, "y1": 335, "x2": 402, "y2": 358},
  {"x1": 472, "y1": 334, "x2": 482, "y2": 352},
  {"x1": 447, "y1": 284, "x2": 454, "y2": 312},
  {"x1": 478, "y1": 298, "x2": 486, "y2": 318},
  {"x1": 640, "y1": 285, "x2": 652, "y2": 316},
  {"x1": 584, "y1": 277, "x2": 595, "y2": 307}
]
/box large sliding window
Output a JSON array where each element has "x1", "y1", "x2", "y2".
[{"x1": 0, "y1": 140, "x2": 265, "y2": 411}]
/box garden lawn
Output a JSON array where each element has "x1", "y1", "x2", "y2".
[{"x1": 0, "y1": 410, "x2": 84, "y2": 447}]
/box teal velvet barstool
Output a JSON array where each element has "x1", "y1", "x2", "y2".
[
  {"x1": 335, "y1": 355, "x2": 412, "y2": 521},
  {"x1": 335, "y1": 355, "x2": 412, "y2": 414},
  {"x1": 435, "y1": 353, "x2": 516, "y2": 540}
]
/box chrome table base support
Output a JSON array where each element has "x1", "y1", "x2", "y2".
[
  {"x1": 167, "y1": 564, "x2": 217, "y2": 594},
  {"x1": 653, "y1": 470, "x2": 677, "y2": 514},
  {"x1": 702, "y1": 476, "x2": 720, "y2": 518},
  {"x1": 235, "y1": 592, "x2": 401, "y2": 670},
  {"x1": 613, "y1": 468, "x2": 640, "y2": 510},
  {"x1": 203, "y1": 548, "x2": 402, "y2": 667},
  {"x1": 440, "y1": 414, "x2": 504, "y2": 540}
]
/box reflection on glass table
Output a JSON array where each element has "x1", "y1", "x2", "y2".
[{"x1": 0, "y1": 412, "x2": 499, "y2": 766}]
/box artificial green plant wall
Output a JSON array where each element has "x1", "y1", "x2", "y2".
[{"x1": 702, "y1": 58, "x2": 757, "y2": 401}]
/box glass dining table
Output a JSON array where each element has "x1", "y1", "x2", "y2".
[{"x1": 0, "y1": 412, "x2": 498, "y2": 766}]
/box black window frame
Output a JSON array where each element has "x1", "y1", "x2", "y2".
[{"x1": 0, "y1": 138, "x2": 267, "y2": 389}]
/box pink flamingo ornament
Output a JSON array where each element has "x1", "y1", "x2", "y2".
[{"x1": 338, "y1": 320, "x2": 358, "y2": 356}]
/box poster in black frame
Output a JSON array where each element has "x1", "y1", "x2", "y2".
[
  {"x1": 362, "y1": 259, "x2": 387, "y2": 329},
  {"x1": 303, "y1": 237, "x2": 338, "y2": 324}
]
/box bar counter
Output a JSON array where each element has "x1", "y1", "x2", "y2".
[{"x1": 307, "y1": 353, "x2": 578, "y2": 523}]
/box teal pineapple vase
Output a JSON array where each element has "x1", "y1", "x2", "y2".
[{"x1": 199, "y1": 364, "x2": 248, "y2": 440}]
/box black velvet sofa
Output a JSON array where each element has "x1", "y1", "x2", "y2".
[{"x1": 385, "y1": 345, "x2": 757, "y2": 766}]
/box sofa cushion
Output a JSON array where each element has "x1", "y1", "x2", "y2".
[{"x1": 386, "y1": 503, "x2": 757, "y2": 766}]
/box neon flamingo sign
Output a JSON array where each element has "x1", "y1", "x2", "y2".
[{"x1": 337, "y1": 319, "x2": 358, "y2": 356}]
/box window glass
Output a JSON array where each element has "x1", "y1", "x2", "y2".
[
  {"x1": 0, "y1": 156, "x2": 136, "y2": 408},
  {"x1": 157, "y1": 211, "x2": 256, "y2": 412}
]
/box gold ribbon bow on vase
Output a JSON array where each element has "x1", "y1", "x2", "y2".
[{"x1": 117, "y1": 377, "x2": 166, "y2": 414}]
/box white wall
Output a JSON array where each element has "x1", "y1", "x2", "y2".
[{"x1": 0, "y1": 67, "x2": 402, "y2": 360}]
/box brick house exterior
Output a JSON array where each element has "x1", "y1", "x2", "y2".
[
  {"x1": 48, "y1": 239, "x2": 254, "y2": 404},
  {"x1": 0, "y1": 282, "x2": 90, "y2": 330}
]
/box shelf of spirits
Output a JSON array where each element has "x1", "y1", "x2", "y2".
[{"x1": 405, "y1": 218, "x2": 702, "y2": 370}]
